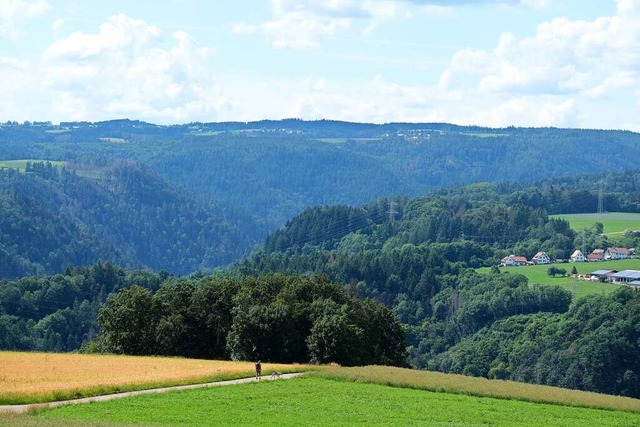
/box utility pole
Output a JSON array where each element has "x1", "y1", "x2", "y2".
[
  {"x1": 597, "y1": 180, "x2": 604, "y2": 218},
  {"x1": 388, "y1": 200, "x2": 398, "y2": 224}
]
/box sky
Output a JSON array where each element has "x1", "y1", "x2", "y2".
[{"x1": 1, "y1": 0, "x2": 639, "y2": 130}]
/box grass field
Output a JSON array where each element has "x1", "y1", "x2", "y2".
[
  {"x1": 30, "y1": 376, "x2": 640, "y2": 426},
  {"x1": 478, "y1": 259, "x2": 640, "y2": 299},
  {"x1": 318, "y1": 366, "x2": 640, "y2": 413},
  {"x1": 0, "y1": 352, "x2": 306, "y2": 405},
  {"x1": 551, "y1": 212, "x2": 640, "y2": 234},
  {"x1": 0, "y1": 160, "x2": 67, "y2": 172},
  {"x1": 2, "y1": 357, "x2": 640, "y2": 426}
]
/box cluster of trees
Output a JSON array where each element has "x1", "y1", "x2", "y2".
[
  {"x1": 95, "y1": 274, "x2": 407, "y2": 367},
  {"x1": 0, "y1": 162, "x2": 256, "y2": 278}
]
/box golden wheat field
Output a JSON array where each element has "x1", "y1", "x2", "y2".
[{"x1": 0, "y1": 352, "x2": 307, "y2": 404}]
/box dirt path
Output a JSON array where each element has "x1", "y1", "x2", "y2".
[{"x1": 0, "y1": 372, "x2": 304, "y2": 414}]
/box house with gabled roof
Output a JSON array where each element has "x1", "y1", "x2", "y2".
[
  {"x1": 501, "y1": 255, "x2": 528, "y2": 267},
  {"x1": 532, "y1": 251, "x2": 551, "y2": 265},
  {"x1": 570, "y1": 250, "x2": 585, "y2": 262},
  {"x1": 587, "y1": 249, "x2": 605, "y2": 262},
  {"x1": 605, "y1": 247, "x2": 633, "y2": 260}
]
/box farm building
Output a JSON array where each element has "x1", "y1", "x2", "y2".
[
  {"x1": 532, "y1": 251, "x2": 551, "y2": 265},
  {"x1": 587, "y1": 249, "x2": 605, "y2": 262},
  {"x1": 605, "y1": 247, "x2": 634, "y2": 260},
  {"x1": 610, "y1": 270, "x2": 640, "y2": 283},
  {"x1": 589, "y1": 269, "x2": 617, "y2": 281},
  {"x1": 571, "y1": 250, "x2": 585, "y2": 262},
  {"x1": 501, "y1": 255, "x2": 528, "y2": 266}
]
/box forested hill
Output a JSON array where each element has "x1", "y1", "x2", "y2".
[
  {"x1": 235, "y1": 172, "x2": 640, "y2": 397},
  {"x1": 2, "y1": 120, "x2": 640, "y2": 234},
  {"x1": 0, "y1": 162, "x2": 256, "y2": 278}
]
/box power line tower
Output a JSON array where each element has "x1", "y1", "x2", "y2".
[
  {"x1": 388, "y1": 200, "x2": 398, "y2": 224},
  {"x1": 597, "y1": 180, "x2": 604, "y2": 217}
]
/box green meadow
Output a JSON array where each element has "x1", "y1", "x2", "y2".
[
  {"x1": 479, "y1": 259, "x2": 640, "y2": 299},
  {"x1": 0, "y1": 160, "x2": 67, "y2": 172},
  {"x1": 551, "y1": 212, "x2": 640, "y2": 234},
  {"x1": 28, "y1": 376, "x2": 640, "y2": 427}
]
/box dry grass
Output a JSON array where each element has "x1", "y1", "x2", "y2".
[
  {"x1": 0, "y1": 352, "x2": 309, "y2": 405},
  {"x1": 317, "y1": 366, "x2": 640, "y2": 414}
]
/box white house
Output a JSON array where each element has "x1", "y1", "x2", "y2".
[
  {"x1": 532, "y1": 251, "x2": 551, "y2": 265},
  {"x1": 605, "y1": 247, "x2": 633, "y2": 260},
  {"x1": 570, "y1": 250, "x2": 585, "y2": 262}
]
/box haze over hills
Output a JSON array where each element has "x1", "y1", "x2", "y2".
[{"x1": 2, "y1": 119, "x2": 640, "y2": 275}]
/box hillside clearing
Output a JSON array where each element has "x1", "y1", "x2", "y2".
[
  {"x1": 0, "y1": 160, "x2": 67, "y2": 171},
  {"x1": 551, "y1": 212, "x2": 640, "y2": 234}
]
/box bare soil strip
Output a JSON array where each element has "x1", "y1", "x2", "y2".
[{"x1": 0, "y1": 373, "x2": 304, "y2": 414}]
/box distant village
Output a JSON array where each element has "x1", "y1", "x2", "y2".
[{"x1": 500, "y1": 247, "x2": 640, "y2": 286}]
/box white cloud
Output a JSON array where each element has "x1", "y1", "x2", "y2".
[
  {"x1": 233, "y1": 0, "x2": 403, "y2": 49},
  {"x1": 408, "y1": 0, "x2": 548, "y2": 8},
  {"x1": 0, "y1": 0, "x2": 51, "y2": 38},
  {"x1": 38, "y1": 14, "x2": 228, "y2": 123},
  {"x1": 435, "y1": 0, "x2": 640, "y2": 128}
]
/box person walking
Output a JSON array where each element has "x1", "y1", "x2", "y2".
[{"x1": 255, "y1": 360, "x2": 262, "y2": 380}]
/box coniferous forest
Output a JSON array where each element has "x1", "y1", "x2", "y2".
[{"x1": 1, "y1": 120, "x2": 640, "y2": 398}]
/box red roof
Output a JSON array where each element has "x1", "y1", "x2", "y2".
[{"x1": 608, "y1": 247, "x2": 631, "y2": 255}]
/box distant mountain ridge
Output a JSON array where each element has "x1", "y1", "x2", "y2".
[{"x1": 2, "y1": 119, "x2": 640, "y2": 275}]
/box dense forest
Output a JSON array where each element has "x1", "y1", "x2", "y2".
[
  {"x1": 0, "y1": 263, "x2": 163, "y2": 351},
  {"x1": 0, "y1": 161, "x2": 257, "y2": 278},
  {"x1": 2, "y1": 119, "x2": 640, "y2": 234}
]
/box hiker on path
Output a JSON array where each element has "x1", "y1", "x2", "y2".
[{"x1": 255, "y1": 360, "x2": 262, "y2": 380}]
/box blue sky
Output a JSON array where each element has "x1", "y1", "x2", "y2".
[{"x1": 1, "y1": 0, "x2": 638, "y2": 130}]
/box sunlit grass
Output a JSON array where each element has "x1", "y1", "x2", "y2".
[
  {"x1": 551, "y1": 212, "x2": 640, "y2": 234},
  {"x1": 32, "y1": 376, "x2": 640, "y2": 426},
  {"x1": 0, "y1": 352, "x2": 310, "y2": 405},
  {"x1": 317, "y1": 366, "x2": 640, "y2": 414}
]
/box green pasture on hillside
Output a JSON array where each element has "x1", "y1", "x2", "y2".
[
  {"x1": 551, "y1": 212, "x2": 640, "y2": 234},
  {"x1": 479, "y1": 259, "x2": 640, "y2": 299},
  {"x1": 31, "y1": 376, "x2": 640, "y2": 427},
  {"x1": 0, "y1": 160, "x2": 67, "y2": 172}
]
